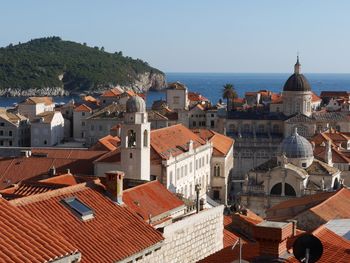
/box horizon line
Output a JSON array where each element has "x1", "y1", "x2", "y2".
[{"x1": 165, "y1": 72, "x2": 350, "y2": 74}]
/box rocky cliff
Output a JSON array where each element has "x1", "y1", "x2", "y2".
[{"x1": 0, "y1": 37, "x2": 167, "y2": 96}]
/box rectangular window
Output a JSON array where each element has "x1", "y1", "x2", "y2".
[
  {"x1": 9, "y1": 140, "x2": 12, "y2": 146},
  {"x1": 211, "y1": 120, "x2": 215, "y2": 127},
  {"x1": 193, "y1": 121, "x2": 196, "y2": 127},
  {"x1": 185, "y1": 165, "x2": 188, "y2": 176},
  {"x1": 0, "y1": 130, "x2": 3, "y2": 136},
  {"x1": 62, "y1": 197, "x2": 94, "y2": 221},
  {"x1": 176, "y1": 168, "x2": 180, "y2": 180},
  {"x1": 91, "y1": 125, "x2": 94, "y2": 131},
  {"x1": 8, "y1": 131, "x2": 12, "y2": 136},
  {"x1": 99, "y1": 125, "x2": 103, "y2": 131},
  {"x1": 181, "y1": 166, "x2": 184, "y2": 177},
  {"x1": 82, "y1": 121, "x2": 85, "y2": 127},
  {"x1": 82, "y1": 112, "x2": 86, "y2": 117}
]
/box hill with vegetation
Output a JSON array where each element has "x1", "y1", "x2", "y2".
[{"x1": 0, "y1": 37, "x2": 166, "y2": 96}]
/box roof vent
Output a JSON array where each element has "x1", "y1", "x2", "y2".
[{"x1": 62, "y1": 197, "x2": 94, "y2": 221}]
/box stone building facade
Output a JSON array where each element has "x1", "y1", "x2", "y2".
[{"x1": 136, "y1": 205, "x2": 224, "y2": 263}]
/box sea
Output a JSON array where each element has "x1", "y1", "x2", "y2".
[{"x1": 1, "y1": 73, "x2": 350, "y2": 107}]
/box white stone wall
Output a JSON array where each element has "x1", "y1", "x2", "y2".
[
  {"x1": 166, "y1": 89, "x2": 189, "y2": 111},
  {"x1": 139, "y1": 205, "x2": 224, "y2": 263},
  {"x1": 73, "y1": 110, "x2": 91, "y2": 141},
  {"x1": 160, "y1": 143, "x2": 212, "y2": 199},
  {"x1": 282, "y1": 91, "x2": 312, "y2": 117},
  {"x1": 31, "y1": 112, "x2": 64, "y2": 147},
  {"x1": 210, "y1": 146, "x2": 233, "y2": 204}
]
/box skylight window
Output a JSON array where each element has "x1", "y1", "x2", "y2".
[{"x1": 62, "y1": 197, "x2": 94, "y2": 221}]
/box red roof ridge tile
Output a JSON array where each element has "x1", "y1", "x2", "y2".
[
  {"x1": 9, "y1": 179, "x2": 101, "y2": 207},
  {"x1": 309, "y1": 188, "x2": 349, "y2": 215}
]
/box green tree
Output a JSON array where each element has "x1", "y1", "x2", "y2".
[{"x1": 222, "y1": 83, "x2": 237, "y2": 112}]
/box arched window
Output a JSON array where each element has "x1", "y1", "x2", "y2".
[
  {"x1": 214, "y1": 164, "x2": 220, "y2": 177},
  {"x1": 127, "y1": 130, "x2": 136, "y2": 148},
  {"x1": 270, "y1": 183, "x2": 296, "y2": 196},
  {"x1": 143, "y1": 129, "x2": 148, "y2": 147}
]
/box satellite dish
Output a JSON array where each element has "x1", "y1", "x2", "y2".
[{"x1": 293, "y1": 234, "x2": 323, "y2": 263}]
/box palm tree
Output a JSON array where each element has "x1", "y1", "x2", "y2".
[{"x1": 222, "y1": 83, "x2": 237, "y2": 112}]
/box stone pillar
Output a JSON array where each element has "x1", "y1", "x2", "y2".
[{"x1": 281, "y1": 170, "x2": 286, "y2": 197}]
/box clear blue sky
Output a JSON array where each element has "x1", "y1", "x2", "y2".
[{"x1": 1, "y1": 0, "x2": 350, "y2": 73}]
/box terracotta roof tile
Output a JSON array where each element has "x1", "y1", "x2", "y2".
[
  {"x1": 312, "y1": 92, "x2": 322, "y2": 102},
  {"x1": 201, "y1": 224, "x2": 350, "y2": 263},
  {"x1": 0, "y1": 150, "x2": 106, "y2": 189},
  {"x1": 0, "y1": 198, "x2": 78, "y2": 262},
  {"x1": 101, "y1": 87, "x2": 123, "y2": 98},
  {"x1": 188, "y1": 92, "x2": 209, "y2": 102},
  {"x1": 12, "y1": 182, "x2": 164, "y2": 263},
  {"x1": 21, "y1": 97, "x2": 53, "y2": 106},
  {"x1": 193, "y1": 129, "x2": 234, "y2": 156},
  {"x1": 89, "y1": 135, "x2": 120, "y2": 151},
  {"x1": 267, "y1": 189, "x2": 350, "y2": 222},
  {"x1": 74, "y1": 104, "x2": 92, "y2": 113},
  {"x1": 150, "y1": 124, "x2": 206, "y2": 160},
  {"x1": 123, "y1": 180, "x2": 185, "y2": 223}
]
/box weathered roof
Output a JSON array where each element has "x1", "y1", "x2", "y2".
[
  {"x1": 320, "y1": 91, "x2": 350, "y2": 98},
  {"x1": 11, "y1": 181, "x2": 164, "y2": 263},
  {"x1": 193, "y1": 129, "x2": 234, "y2": 157},
  {"x1": 0, "y1": 197, "x2": 79, "y2": 262},
  {"x1": 188, "y1": 92, "x2": 209, "y2": 102},
  {"x1": 267, "y1": 188, "x2": 350, "y2": 223},
  {"x1": 0, "y1": 149, "x2": 106, "y2": 189},
  {"x1": 31, "y1": 111, "x2": 57, "y2": 124},
  {"x1": 305, "y1": 159, "x2": 339, "y2": 176},
  {"x1": 0, "y1": 173, "x2": 94, "y2": 200},
  {"x1": 21, "y1": 97, "x2": 53, "y2": 106},
  {"x1": 167, "y1": 81, "x2": 187, "y2": 90},
  {"x1": 74, "y1": 103, "x2": 92, "y2": 113},
  {"x1": 147, "y1": 110, "x2": 168, "y2": 121},
  {"x1": 199, "y1": 223, "x2": 350, "y2": 263},
  {"x1": 227, "y1": 110, "x2": 287, "y2": 120},
  {"x1": 123, "y1": 180, "x2": 185, "y2": 223},
  {"x1": 100, "y1": 87, "x2": 123, "y2": 98},
  {"x1": 89, "y1": 135, "x2": 120, "y2": 151},
  {"x1": 0, "y1": 108, "x2": 27, "y2": 126},
  {"x1": 87, "y1": 103, "x2": 125, "y2": 120},
  {"x1": 150, "y1": 124, "x2": 206, "y2": 160}
]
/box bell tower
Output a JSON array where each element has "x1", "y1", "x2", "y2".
[{"x1": 121, "y1": 96, "x2": 150, "y2": 181}]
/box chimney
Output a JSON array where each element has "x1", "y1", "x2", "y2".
[
  {"x1": 66, "y1": 169, "x2": 71, "y2": 175},
  {"x1": 254, "y1": 221, "x2": 294, "y2": 259},
  {"x1": 102, "y1": 171, "x2": 124, "y2": 204},
  {"x1": 287, "y1": 219, "x2": 297, "y2": 236}
]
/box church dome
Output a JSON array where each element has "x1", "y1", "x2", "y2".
[
  {"x1": 278, "y1": 128, "x2": 313, "y2": 159},
  {"x1": 126, "y1": 95, "x2": 146, "y2": 113},
  {"x1": 283, "y1": 73, "x2": 311, "y2": 92},
  {"x1": 283, "y1": 56, "x2": 311, "y2": 92}
]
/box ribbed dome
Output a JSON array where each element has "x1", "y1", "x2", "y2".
[
  {"x1": 126, "y1": 96, "x2": 146, "y2": 113},
  {"x1": 278, "y1": 129, "x2": 313, "y2": 158},
  {"x1": 283, "y1": 73, "x2": 311, "y2": 92}
]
